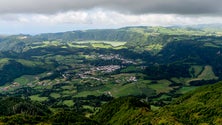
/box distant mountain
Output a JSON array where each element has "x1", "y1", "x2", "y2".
[
  {"x1": 0, "y1": 25, "x2": 222, "y2": 52},
  {"x1": 191, "y1": 23, "x2": 222, "y2": 30}
]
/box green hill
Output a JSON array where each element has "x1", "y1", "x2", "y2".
[
  {"x1": 0, "y1": 97, "x2": 51, "y2": 124},
  {"x1": 94, "y1": 81, "x2": 222, "y2": 125},
  {"x1": 2, "y1": 80, "x2": 222, "y2": 124},
  {"x1": 94, "y1": 97, "x2": 152, "y2": 125},
  {"x1": 0, "y1": 97, "x2": 97, "y2": 124},
  {"x1": 0, "y1": 97, "x2": 51, "y2": 116},
  {"x1": 152, "y1": 81, "x2": 222, "y2": 125}
]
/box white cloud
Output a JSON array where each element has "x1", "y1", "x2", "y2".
[
  {"x1": 0, "y1": 9, "x2": 222, "y2": 34},
  {"x1": 14, "y1": 9, "x2": 222, "y2": 25}
]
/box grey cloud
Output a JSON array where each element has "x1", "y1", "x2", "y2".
[
  {"x1": 0, "y1": 15, "x2": 17, "y2": 20},
  {"x1": 0, "y1": 0, "x2": 221, "y2": 15}
]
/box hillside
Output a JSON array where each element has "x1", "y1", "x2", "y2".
[
  {"x1": 0, "y1": 97, "x2": 98, "y2": 124},
  {"x1": 0, "y1": 26, "x2": 222, "y2": 54},
  {"x1": 1, "y1": 81, "x2": 222, "y2": 124},
  {"x1": 94, "y1": 81, "x2": 222, "y2": 125},
  {"x1": 94, "y1": 97, "x2": 152, "y2": 125},
  {"x1": 151, "y1": 81, "x2": 222, "y2": 124}
]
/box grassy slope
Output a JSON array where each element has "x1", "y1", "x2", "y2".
[
  {"x1": 152, "y1": 81, "x2": 222, "y2": 125},
  {"x1": 93, "y1": 97, "x2": 153, "y2": 125},
  {"x1": 94, "y1": 81, "x2": 222, "y2": 125}
]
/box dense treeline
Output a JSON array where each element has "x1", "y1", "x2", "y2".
[
  {"x1": 144, "y1": 64, "x2": 191, "y2": 79},
  {"x1": 93, "y1": 96, "x2": 152, "y2": 125},
  {"x1": 0, "y1": 97, "x2": 50, "y2": 116},
  {"x1": 0, "y1": 97, "x2": 98, "y2": 124},
  {"x1": 0, "y1": 60, "x2": 46, "y2": 86}
]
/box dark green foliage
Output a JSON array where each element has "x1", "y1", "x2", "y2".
[
  {"x1": 92, "y1": 81, "x2": 222, "y2": 124},
  {"x1": 189, "y1": 79, "x2": 218, "y2": 86},
  {"x1": 0, "y1": 60, "x2": 45, "y2": 86},
  {"x1": 12, "y1": 87, "x2": 39, "y2": 96},
  {"x1": 144, "y1": 64, "x2": 191, "y2": 79},
  {"x1": 94, "y1": 96, "x2": 152, "y2": 125},
  {"x1": 0, "y1": 97, "x2": 97, "y2": 124},
  {"x1": 152, "y1": 81, "x2": 222, "y2": 124},
  {"x1": 0, "y1": 97, "x2": 51, "y2": 116},
  {"x1": 40, "y1": 71, "x2": 61, "y2": 81},
  {"x1": 33, "y1": 29, "x2": 147, "y2": 44},
  {"x1": 157, "y1": 39, "x2": 222, "y2": 78},
  {"x1": 12, "y1": 102, "x2": 50, "y2": 116},
  {"x1": 49, "y1": 111, "x2": 98, "y2": 125},
  {"x1": 0, "y1": 114, "x2": 46, "y2": 125}
]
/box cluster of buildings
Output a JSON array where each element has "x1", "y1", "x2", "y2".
[
  {"x1": 91, "y1": 65, "x2": 121, "y2": 73},
  {"x1": 98, "y1": 54, "x2": 137, "y2": 64},
  {"x1": 0, "y1": 82, "x2": 20, "y2": 91}
]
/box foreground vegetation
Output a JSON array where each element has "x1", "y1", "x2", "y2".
[
  {"x1": 1, "y1": 81, "x2": 222, "y2": 124},
  {"x1": 94, "y1": 81, "x2": 222, "y2": 125}
]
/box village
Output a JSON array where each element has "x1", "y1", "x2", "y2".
[{"x1": 98, "y1": 54, "x2": 137, "y2": 64}]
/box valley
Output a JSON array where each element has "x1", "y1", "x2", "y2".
[{"x1": 0, "y1": 26, "x2": 221, "y2": 124}]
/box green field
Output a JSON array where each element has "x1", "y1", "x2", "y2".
[
  {"x1": 0, "y1": 58, "x2": 9, "y2": 69},
  {"x1": 148, "y1": 80, "x2": 172, "y2": 94},
  {"x1": 110, "y1": 83, "x2": 141, "y2": 97},
  {"x1": 74, "y1": 90, "x2": 102, "y2": 97},
  {"x1": 91, "y1": 43, "x2": 112, "y2": 48},
  {"x1": 31, "y1": 41, "x2": 61, "y2": 49},
  {"x1": 14, "y1": 76, "x2": 32, "y2": 85},
  {"x1": 63, "y1": 100, "x2": 74, "y2": 107},
  {"x1": 204, "y1": 42, "x2": 220, "y2": 48},
  {"x1": 145, "y1": 44, "x2": 163, "y2": 51},
  {"x1": 176, "y1": 86, "x2": 198, "y2": 94},
  {"x1": 189, "y1": 65, "x2": 203, "y2": 78},
  {"x1": 76, "y1": 41, "x2": 126, "y2": 47},
  {"x1": 50, "y1": 93, "x2": 61, "y2": 98},
  {"x1": 198, "y1": 65, "x2": 218, "y2": 80},
  {"x1": 29, "y1": 95, "x2": 48, "y2": 102}
]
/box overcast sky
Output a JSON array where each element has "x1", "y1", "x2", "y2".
[{"x1": 0, "y1": 0, "x2": 222, "y2": 34}]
